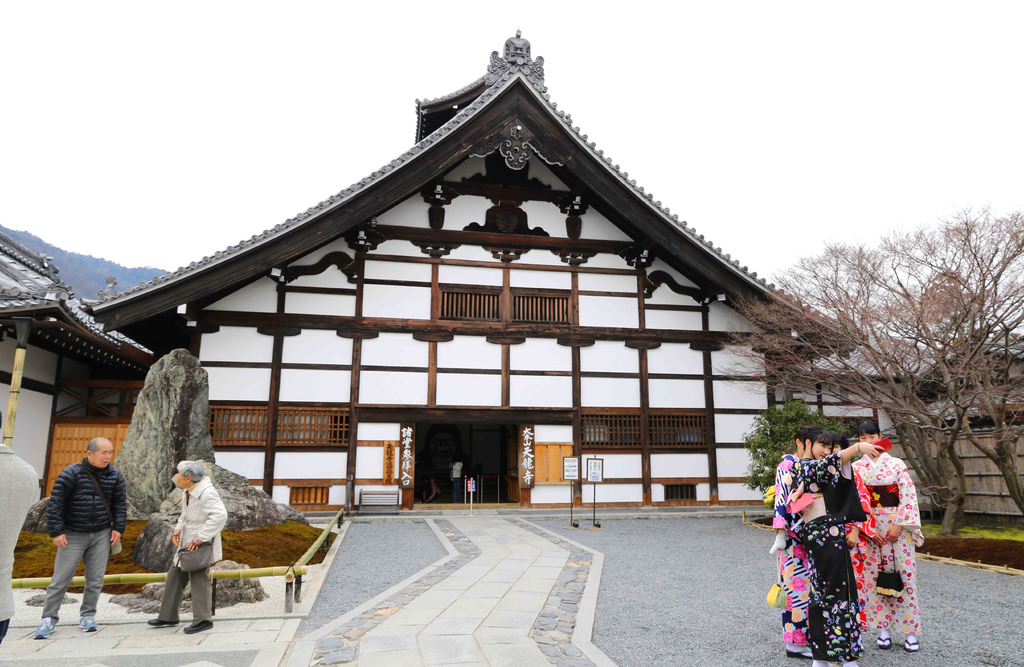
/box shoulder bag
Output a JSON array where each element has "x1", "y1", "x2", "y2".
[{"x1": 81, "y1": 466, "x2": 122, "y2": 555}]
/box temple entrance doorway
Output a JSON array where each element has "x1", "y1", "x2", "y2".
[{"x1": 413, "y1": 422, "x2": 515, "y2": 505}]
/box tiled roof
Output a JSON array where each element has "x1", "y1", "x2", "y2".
[
  {"x1": 94, "y1": 34, "x2": 771, "y2": 308},
  {"x1": 0, "y1": 232, "x2": 151, "y2": 355}
]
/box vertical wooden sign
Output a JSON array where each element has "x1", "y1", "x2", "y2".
[
  {"x1": 519, "y1": 425, "x2": 536, "y2": 489},
  {"x1": 383, "y1": 442, "x2": 396, "y2": 485},
  {"x1": 399, "y1": 424, "x2": 415, "y2": 490}
]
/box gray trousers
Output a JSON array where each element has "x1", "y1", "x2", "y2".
[
  {"x1": 42, "y1": 529, "x2": 111, "y2": 622},
  {"x1": 158, "y1": 565, "x2": 212, "y2": 624}
]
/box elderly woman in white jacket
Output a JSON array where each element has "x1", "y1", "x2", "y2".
[{"x1": 147, "y1": 460, "x2": 227, "y2": 634}]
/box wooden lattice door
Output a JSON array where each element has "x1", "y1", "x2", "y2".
[{"x1": 46, "y1": 422, "x2": 131, "y2": 496}]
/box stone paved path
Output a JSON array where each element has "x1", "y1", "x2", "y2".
[{"x1": 289, "y1": 517, "x2": 612, "y2": 666}]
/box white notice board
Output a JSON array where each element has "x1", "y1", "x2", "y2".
[
  {"x1": 586, "y1": 458, "x2": 604, "y2": 483},
  {"x1": 563, "y1": 457, "x2": 579, "y2": 481}
]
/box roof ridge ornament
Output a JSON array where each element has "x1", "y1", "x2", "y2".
[{"x1": 486, "y1": 31, "x2": 546, "y2": 92}]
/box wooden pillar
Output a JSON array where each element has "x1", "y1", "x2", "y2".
[
  {"x1": 261, "y1": 283, "x2": 287, "y2": 496},
  {"x1": 701, "y1": 304, "x2": 719, "y2": 504},
  {"x1": 571, "y1": 345, "x2": 582, "y2": 508},
  {"x1": 346, "y1": 256, "x2": 366, "y2": 511}
]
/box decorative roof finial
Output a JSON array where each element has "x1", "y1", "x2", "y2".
[{"x1": 486, "y1": 31, "x2": 546, "y2": 92}]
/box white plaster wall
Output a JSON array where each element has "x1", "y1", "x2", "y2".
[
  {"x1": 444, "y1": 244, "x2": 502, "y2": 263},
  {"x1": 362, "y1": 333, "x2": 428, "y2": 368},
  {"x1": 707, "y1": 302, "x2": 753, "y2": 332},
  {"x1": 277, "y1": 451, "x2": 348, "y2": 480},
  {"x1": 535, "y1": 425, "x2": 573, "y2": 442},
  {"x1": 713, "y1": 381, "x2": 768, "y2": 410},
  {"x1": 715, "y1": 414, "x2": 757, "y2": 444},
  {"x1": 282, "y1": 330, "x2": 353, "y2": 365},
  {"x1": 652, "y1": 484, "x2": 664, "y2": 502},
  {"x1": 581, "y1": 377, "x2": 640, "y2": 407},
  {"x1": 436, "y1": 373, "x2": 502, "y2": 406},
  {"x1": 214, "y1": 451, "x2": 265, "y2": 480},
  {"x1": 579, "y1": 295, "x2": 638, "y2": 328},
  {"x1": 509, "y1": 268, "x2": 571, "y2": 290},
  {"x1": 206, "y1": 367, "x2": 271, "y2": 401},
  {"x1": 644, "y1": 309, "x2": 704, "y2": 331},
  {"x1": 328, "y1": 485, "x2": 346, "y2": 505},
  {"x1": 289, "y1": 238, "x2": 353, "y2": 266},
  {"x1": 519, "y1": 200, "x2": 567, "y2": 236},
  {"x1": 511, "y1": 376, "x2": 573, "y2": 408},
  {"x1": 438, "y1": 264, "x2": 503, "y2": 287},
  {"x1": 443, "y1": 157, "x2": 486, "y2": 182},
  {"x1": 648, "y1": 379, "x2": 705, "y2": 408},
  {"x1": 711, "y1": 346, "x2": 764, "y2": 376},
  {"x1": 438, "y1": 336, "x2": 500, "y2": 370},
  {"x1": 368, "y1": 239, "x2": 424, "y2": 258},
  {"x1": 288, "y1": 267, "x2": 353, "y2": 289},
  {"x1": 440, "y1": 192, "x2": 491, "y2": 227},
  {"x1": 716, "y1": 448, "x2": 753, "y2": 478},
  {"x1": 207, "y1": 276, "x2": 278, "y2": 313},
  {"x1": 280, "y1": 369, "x2": 351, "y2": 402},
  {"x1": 7, "y1": 388, "x2": 49, "y2": 486},
  {"x1": 651, "y1": 453, "x2": 709, "y2": 477},
  {"x1": 647, "y1": 342, "x2": 704, "y2": 375},
  {"x1": 376, "y1": 197, "x2": 431, "y2": 229},
  {"x1": 522, "y1": 160, "x2": 568, "y2": 191},
  {"x1": 362, "y1": 285, "x2": 431, "y2": 319},
  {"x1": 18, "y1": 343, "x2": 58, "y2": 382},
  {"x1": 647, "y1": 259, "x2": 699, "y2": 289},
  {"x1": 354, "y1": 446, "x2": 385, "y2": 479},
  {"x1": 531, "y1": 485, "x2": 572, "y2": 504},
  {"x1": 285, "y1": 293, "x2": 356, "y2": 316},
  {"x1": 580, "y1": 341, "x2": 637, "y2": 373},
  {"x1": 581, "y1": 484, "x2": 642, "y2": 503},
  {"x1": 578, "y1": 272, "x2": 639, "y2": 293},
  {"x1": 199, "y1": 326, "x2": 274, "y2": 363},
  {"x1": 364, "y1": 260, "x2": 431, "y2": 283},
  {"x1": 582, "y1": 453, "x2": 641, "y2": 478},
  {"x1": 359, "y1": 371, "x2": 427, "y2": 404},
  {"x1": 521, "y1": 249, "x2": 569, "y2": 267},
  {"x1": 272, "y1": 486, "x2": 290, "y2": 504},
  {"x1": 696, "y1": 483, "x2": 711, "y2": 502},
  {"x1": 576, "y1": 210, "x2": 632, "y2": 242},
  {"x1": 823, "y1": 405, "x2": 874, "y2": 418},
  {"x1": 511, "y1": 338, "x2": 571, "y2": 372},
  {"x1": 358, "y1": 423, "x2": 401, "y2": 440},
  {"x1": 584, "y1": 254, "x2": 631, "y2": 270},
  {"x1": 719, "y1": 482, "x2": 761, "y2": 502}
]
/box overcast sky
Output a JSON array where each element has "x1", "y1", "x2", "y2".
[{"x1": 3, "y1": 2, "x2": 1022, "y2": 291}]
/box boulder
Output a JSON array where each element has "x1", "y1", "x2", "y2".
[
  {"x1": 22, "y1": 498, "x2": 49, "y2": 533},
  {"x1": 117, "y1": 349, "x2": 216, "y2": 519}
]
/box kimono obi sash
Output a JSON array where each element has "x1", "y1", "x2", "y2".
[{"x1": 868, "y1": 484, "x2": 900, "y2": 508}]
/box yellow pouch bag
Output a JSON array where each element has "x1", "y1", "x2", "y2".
[{"x1": 766, "y1": 573, "x2": 787, "y2": 609}]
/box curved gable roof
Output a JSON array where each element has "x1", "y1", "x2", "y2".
[{"x1": 92, "y1": 35, "x2": 772, "y2": 333}]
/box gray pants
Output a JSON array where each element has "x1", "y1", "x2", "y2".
[
  {"x1": 158, "y1": 565, "x2": 212, "y2": 624},
  {"x1": 42, "y1": 529, "x2": 111, "y2": 622}
]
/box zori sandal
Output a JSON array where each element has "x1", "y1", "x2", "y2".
[
  {"x1": 877, "y1": 636, "x2": 892, "y2": 650},
  {"x1": 904, "y1": 637, "x2": 920, "y2": 653}
]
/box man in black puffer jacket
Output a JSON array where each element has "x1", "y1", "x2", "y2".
[{"x1": 34, "y1": 437, "x2": 126, "y2": 639}]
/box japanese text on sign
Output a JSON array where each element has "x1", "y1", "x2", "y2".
[
  {"x1": 521, "y1": 426, "x2": 535, "y2": 488},
  {"x1": 400, "y1": 426, "x2": 414, "y2": 488}
]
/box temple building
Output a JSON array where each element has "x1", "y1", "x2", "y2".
[{"x1": 91, "y1": 34, "x2": 773, "y2": 511}]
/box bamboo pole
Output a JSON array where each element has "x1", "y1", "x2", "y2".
[
  {"x1": 11, "y1": 564, "x2": 308, "y2": 589},
  {"x1": 2, "y1": 346, "x2": 26, "y2": 446},
  {"x1": 295, "y1": 506, "x2": 345, "y2": 567}
]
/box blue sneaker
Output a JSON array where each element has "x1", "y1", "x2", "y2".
[
  {"x1": 34, "y1": 617, "x2": 55, "y2": 639},
  {"x1": 80, "y1": 616, "x2": 98, "y2": 632}
]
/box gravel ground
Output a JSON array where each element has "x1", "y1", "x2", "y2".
[
  {"x1": 532, "y1": 516, "x2": 1024, "y2": 667},
  {"x1": 296, "y1": 518, "x2": 445, "y2": 636}
]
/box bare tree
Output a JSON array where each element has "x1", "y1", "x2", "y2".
[{"x1": 737, "y1": 210, "x2": 1024, "y2": 535}]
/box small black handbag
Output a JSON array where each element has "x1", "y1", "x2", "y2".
[{"x1": 875, "y1": 542, "x2": 905, "y2": 597}]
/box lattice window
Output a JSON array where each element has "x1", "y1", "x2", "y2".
[
  {"x1": 210, "y1": 405, "x2": 348, "y2": 447},
  {"x1": 440, "y1": 288, "x2": 500, "y2": 320},
  {"x1": 277, "y1": 407, "x2": 349, "y2": 446},
  {"x1": 210, "y1": 406, "x2": 269, "y2": 446},
  {"x1": 665, "y1": 483, "x2": 697, "y2": 501},
  {"x1": 581, "y1": 413, "x2": 642, "y2": 448},
  {"x1": 649, "y1": 412, "x2": 706, "y2": 448},
  {"x1": 511, "y1": 292, "x2": 570, "y2": 324},
  {"x1": 290, "y1": 486, "x2": 330, "y2": 507}
]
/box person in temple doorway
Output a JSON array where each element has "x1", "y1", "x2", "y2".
[{"x1": 450, "y1": 453, "x2": 465, "y2": 503}]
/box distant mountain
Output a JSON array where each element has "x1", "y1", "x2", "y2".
[{"x1": 0, "y1": 225, "x2": 167, "y2": 301}]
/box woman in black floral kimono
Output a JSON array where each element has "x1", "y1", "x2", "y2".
[{"x1": 788, "y1": 431, "x2": 884, "y2": 667}]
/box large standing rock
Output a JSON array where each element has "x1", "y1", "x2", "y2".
[
  {"x1": 117, "y1": 349, "x2": 216, "y2": 519},
  {"x1": 22, "y1": 498, "x2": 49, "y2": 533}
]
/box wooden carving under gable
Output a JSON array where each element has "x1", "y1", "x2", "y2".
[{"x1": 283, "y1": 251, "x2": 358, "y2": 284}]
